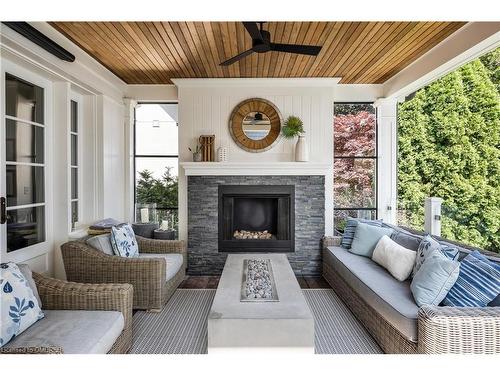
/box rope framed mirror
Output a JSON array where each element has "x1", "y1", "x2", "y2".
[{"x1": 228, "y1": 98, "x2": 283, "y2": 153}]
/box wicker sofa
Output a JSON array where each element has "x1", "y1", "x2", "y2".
[
  {"x1": 61, "y1": 235, "x2": 186, "y2": 311},
  {"x1": 323, "y1": 231, "x2": 500, "y2": 354},
  {"x1": 0, "y1": 271, "x2": 133, "y2": 354}
]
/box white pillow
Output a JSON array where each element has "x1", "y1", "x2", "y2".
[{"x1": 372, "y1": 235, "x2": 416, "y2": 282}]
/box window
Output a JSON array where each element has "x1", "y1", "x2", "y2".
[
  {"x1": 333, "y1": 103, "x2": 377, "y2": 235},
  {"x1": 69, "y1": 99, "x2": 79, "y2": 231},
  {"x1": 4, "y1": 73, "x2": 46, "y2": 252},
  {"x1": 134, "y1": 103, "x2": 178, "y2": 235}
]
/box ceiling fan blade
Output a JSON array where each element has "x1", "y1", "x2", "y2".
[
  {"x1": 242, "y1": 22, "x2": 263, "y2": 41},
  {"x1": 220, "y1": 49, "x2": 254, "y2": 66},
  {"x1": 270, "y1": 43, "x2": 322, "y2": 56}
]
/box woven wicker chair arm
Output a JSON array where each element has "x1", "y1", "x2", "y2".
[
  {"x1": 136, "y1": 235, "x2": 186, "y2": 254},
  {"x1": 33, "y1": 272, "x2": 133, "y2": 318},
  {"x1": 322, "y1": 236, "x2": 342, "y2": 248},
  {"x1": 418, "y1": 305, "x2": 500, "y2": 354}
]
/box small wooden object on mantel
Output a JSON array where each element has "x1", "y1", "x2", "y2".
[{"x1": 199, "y1": 135, "x2": 215, "y2": 162}]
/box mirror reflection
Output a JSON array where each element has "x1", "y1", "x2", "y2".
[{"x1": 242, "y1": 112, "x2": 271, "y2": 140}]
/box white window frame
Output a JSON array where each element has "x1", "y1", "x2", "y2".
[
  {"x1": 68, "y1": 92, "x2": 83, "y2": 233},
  {"x1": 1, "y1": 58, "x2": 53, "y2": 264}
]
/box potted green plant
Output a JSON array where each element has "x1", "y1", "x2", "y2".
[{"x1": 282, "y1": 116, "x2": 308, "y2": 162}]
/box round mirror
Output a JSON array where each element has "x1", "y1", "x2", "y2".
[
  {"x1": 242, "y1": 112, "x2": 271, "y2": 140},
  {"x1": 229, "y1": 98, "x2": 283, "y2": 153}
]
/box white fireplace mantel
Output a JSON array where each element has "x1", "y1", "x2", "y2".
[{"x1": 180, "y1": 162, "x2": 331, "y2": 176}]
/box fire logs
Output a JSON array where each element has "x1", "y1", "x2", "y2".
[{"x1": 233, "y1": 230, "x2": 273, "y2": 240}]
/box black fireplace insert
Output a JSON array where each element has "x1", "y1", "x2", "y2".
[{"x1": 218, "y1": 185, "x2": 294, "y2": 253}]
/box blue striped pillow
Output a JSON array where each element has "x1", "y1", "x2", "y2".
[
  {"x1": 340, "y1": 218, "x2": 383, "y2": 249},
  {"x1": 442, "y1": 250, "x2": 500, "y2": 307}
]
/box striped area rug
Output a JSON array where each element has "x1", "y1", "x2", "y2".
[{"x1": 131, "y1": 289, "x2": 382, "y2": 354}]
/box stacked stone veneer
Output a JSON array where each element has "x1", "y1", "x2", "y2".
[{"x1": 187, "y1": 175, "x2": 325, "y2": 276}]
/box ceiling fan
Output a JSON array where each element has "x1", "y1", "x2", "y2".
[{"x1": 220, "y1": 22, "x2": 322, "y2": 66}]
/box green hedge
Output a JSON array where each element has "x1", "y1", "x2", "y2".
[{"x1": 398, "y1": 48, "x2": 500, "y2": 252}]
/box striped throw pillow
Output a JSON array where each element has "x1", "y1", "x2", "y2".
[
  {"x1": 340, "y1": 218, "x2": 383, "y2": 249},
  {"x1": 442, "y1": 250, "x2": 500, "y2": 307}
]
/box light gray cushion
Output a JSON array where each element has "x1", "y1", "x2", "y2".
[
  {"x1": 86, "y1": 234, "x2": 114, "y2": 255},
  {"x1": 138, "y1": 253, "x2": 183, "y2": 282},
  {"x1": 390, "y1": 230, "x2": 422, "y2": 251},
  {"x1": 325, "y1": 246, "x2": 419, "y2": 341},
  {"x1": 3, "y1": 310, "x2": 124, "y2": 354},
  {"x1": 18, "y1": 264, "x2": 42, "y2": 308},
  {"x1": 410, "y1": 250, "x2": 460, "y2": 307},
  {"x1": 349, "y1": 223, "x2": 393, "y2": 257}
]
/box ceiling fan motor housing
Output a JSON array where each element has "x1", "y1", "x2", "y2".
[{"x1": 252, "y1": 30, "x2": 271, "y2": 53}]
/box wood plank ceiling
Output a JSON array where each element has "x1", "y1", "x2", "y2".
[{"x1": 50, "y1": 22, "x2": 465, "y2": 84}]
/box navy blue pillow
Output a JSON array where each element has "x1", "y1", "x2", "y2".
[
  {"x1": 442, "y1": 250, "x2": 500, "y2": 307},
  {"x1": 340, "y1": 218, "x2": 383, "y2": 249}
]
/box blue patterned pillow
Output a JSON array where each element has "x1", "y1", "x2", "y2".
[
  {"x1": 340, "y1": 218, "x2": 383, "y2": 249},
  {"x1": 1, "y1": 263, "x2": 44, "y2": 347},
  {"x1": 412, "y1": 235, "x2": 459, "y2": 277},
  {"x1": 442, "y1": 250, "x2": 500, "y2": 307},
  {"x1": 110, "y1": 223, "x2": 139, "y2": 258}
]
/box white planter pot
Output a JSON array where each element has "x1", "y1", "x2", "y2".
[{"x1": 295, "y1": 135, "x2": 309, "y2": 162}]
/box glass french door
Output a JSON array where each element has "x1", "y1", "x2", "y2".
[{"x1": 1, "y1": 72, "x2": 46, "y2": 254}]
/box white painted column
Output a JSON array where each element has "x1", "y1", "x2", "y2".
[
  {"x1": 374, "y1": 98, "x2": 398, "y2": 224},
  {"x1": 123, "y1": 98, "x2": 137, "y2": 222},
  {"x1": 52, "y1": 81, "x2": 71, "y2": 279},
  {"x1": 425, "y1": 197, "x2": 443, "y2": 236}
]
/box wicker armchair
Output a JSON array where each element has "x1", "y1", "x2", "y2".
[
  {"x1": 61, "y1": 236, "x2": 186, "y2": 311},
  {"x1": 0, "y1": 273, "x2": 133, "y2": 354},
  {"x1": 322, "y1": 236, "x2": 500, "y2": 354}
]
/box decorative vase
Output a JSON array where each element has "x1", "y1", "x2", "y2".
[
  {"x1": 295, "y1": 135, "x2": 309, "y2": 162},
  {"x1": 193, "y1": 152, "x2": 202, "y2": 162},
  {"x1": 217, "y1": 147, "x2": 228, "y2": 162}
]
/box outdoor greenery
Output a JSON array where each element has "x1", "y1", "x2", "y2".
[
  {"x1": 136, "y1": 167, "x2": 179, "y2": 229},
  {"x1": 398, "y1": 47, "x2": 500, "y2": 252}
]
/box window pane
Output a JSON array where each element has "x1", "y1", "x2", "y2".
[
  {"x1": 6, "y1": 165, "x2": 45, "y2": 207},
  {"x1": 6, "y1": 119, "x2": 44, "y2": 164},
  {"x1": 135, "y1": 103, "x2": 178, "y2": 155},
  {"x1": 135, "y1": 157, "x2": 178, "y2": 180},
  {"x1": 71, "y1": 100, "x2": 78, "y2": 133},
  {"x1": 7, "y1": 206, "x2": 45, "y2": 252},
  {"x1": 71, "y1": 201, "x2": 79, "y2": 228},
  {"x1": 334, "y1": 158, "x2": 376, "y2": 208},
  {"x1": 71, "y1": 167, "x2": 78, "y2": 199},
  {"x1": 334, "y1": 209, "x2": 377, "y2": 235},
  {"x1": 71, "y1": 134, "x2": 78, "y2": 166},
  {"x1": 5, "y1": 73, "x2": 44, "y2": 124},
  {"x1": 334, "y1": 103, "x2": 376, "y2": 157}
]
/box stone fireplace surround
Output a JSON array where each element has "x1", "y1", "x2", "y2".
[{"x1": 187, "y1": 173, "x2": 325, "y2": 276}]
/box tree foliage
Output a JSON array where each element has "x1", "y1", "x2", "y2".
[
  {"x1": 334, "y1": 110, "x2": 376, "y2": 208},
  {"x1": 398, "y1": 47, "x2": 500, "y2": 252},
  {"x1": 136, "y1": 167, "x2": 178, "y2": 208}
]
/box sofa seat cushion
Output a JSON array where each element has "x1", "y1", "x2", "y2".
[
  {"x1": 325, "y1": 246, "x2": 419, "y2": 342},
  {"x1": 138, "y1": 253, "x2": 183, "y2": 282},
  {"x1": 3, "y1": 310, "x2": 124, "y2": 354}
]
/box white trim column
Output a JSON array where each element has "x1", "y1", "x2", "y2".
[
  {"x1": 123, "y1": 98, "x2": 137, "y2": 222},
  {"x1": 374, "y1": 98, "x2": 398, "y2": 224},
  {"x1": 52, "y1": 81, "x2": 71, "y2": 279}
]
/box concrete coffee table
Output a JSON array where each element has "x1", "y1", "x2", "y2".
[{"x1": 207, "y1": 253, "x2": 314, "y2": 353}]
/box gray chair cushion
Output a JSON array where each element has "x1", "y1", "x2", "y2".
[
  {"x1": 390, "y1": 230, "x2": 422, "y2": 251},
  {"x1": 3, "y1": 310, "x2": 124, "y2": 354},
  {"x1": 18, "y1": 264, "x2": 42, "y2": 308},
  {"x1": 325, "y1": 246, "x2": 419, "y2": 342},
  {"x1": 138, "y1": 253, "x2": 183, "y2": 282},
  {"x1": 86, "y1": 234, "x2": 114, "y2": 255}
]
